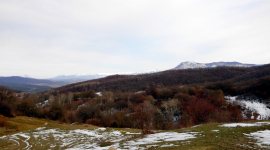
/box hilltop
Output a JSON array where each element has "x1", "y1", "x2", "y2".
[
  {"x1": 172, "y1": 61, "x2": 258, "y2": 70},
  {"x1": 53, "y1": 64, "x2": 270, "y2": 99}
]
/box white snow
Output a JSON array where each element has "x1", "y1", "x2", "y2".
[
  {"x1": 191, "y1": 124, "x2": 201, "y2": 128},
  {"x1": 36, "y1": 100, "x2": 50, "y2": 108},
  {"x1": 73, "y1": 129, "x2": 102, "y2": 137},
  {"x1": 244, "y1": 130, "x2": 270, "y2": 148},
  {"x1": 160, "y1": 143, "x2": 177, "y2": 147},
  {"x1": 77, "y1": 103, "x2": 86, "y2": 109},
  {"x1": 96, "y1": 92, "x2": 102, "y2": 96},
  {"x1": 124, "y1": 132, "x2": 197, "y2": 146},
  {"x1": 225, "y1": 96, "x2": 270, "y2": 120},
  {"x1": 125, "y1": 132, "x2": 141, "y2": 135},
  {"x1": 212, "y1": 130, "x2": 219, "y2": 132},
  {"x1": 134, "y1": 91, "x2": 145, "y2": 94},
  {"x1": 15, "y1": 133, "x2": 31, "y2": 149},
  {"x1": 96, "y1": 127, "x2": 106, "y2": 131},
  {"x1": 36, "y1": 127, "x2": 46, "y2": 130},
  {"x1": 220, "y1": 122, "x2": 270, "y2": 127},
  {"x1": 0, "y1": 127, "x2": 197, "y2": 150},
  {"x1": 174, "y1": 61, "x2": 206, "y2": 69}
]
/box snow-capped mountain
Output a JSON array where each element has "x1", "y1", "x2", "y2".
[
  {"x1": 173, "y1": 61, "x2": 207, "y2": 69},
  {"x1": 50, "y1": 70, "x2": 160, "y2": 83},
  {"x1": 173, "y1": 61, "x2": 258, "y2": 70},
  {"x1": 51, "y1": 74, "x2": 107, "y2": 80},
  {"x1": 49, "y1": 74, "x2": 108, "y2": 84}
]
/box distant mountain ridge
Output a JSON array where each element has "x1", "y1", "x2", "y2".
[
  {"x1": 53, "y1": 64, "x2": 270, "y2": 95},
  {"x1": 0, "y1": 76, "x2": 67, "y2": 92},
  {"x1": 50, "y1": 74, "x2": 107, "y2": 83},
  {"x1": 0, "y1": 62, "x2": 261, "y2": 92},
  {"x1": 173, "y1": 61, "x2": 258, "y2": 70},
  {"x1": 50, "y1": 70, "x2": 160, "y2": 82}
]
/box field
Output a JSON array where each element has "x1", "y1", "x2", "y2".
[{"x1": 0, "y1": 116, "x2": 270, "y2": 149}]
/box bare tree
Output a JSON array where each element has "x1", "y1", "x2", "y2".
[
  {"x1": 161, "y1": 99, "x2": 181, "y2": 129},
  {"x1": 58, "y1": 94, "x2": 67, "y2": 104},
  {"x1": 67, "y1": 92, "x2": 74, "y2": 103}
]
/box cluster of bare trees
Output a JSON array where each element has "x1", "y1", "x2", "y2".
[{"x1": 1, "y1": 85, "x2": 246, "y2": 134}]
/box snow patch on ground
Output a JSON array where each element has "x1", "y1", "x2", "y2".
[
  {"x1": 123, "y1": 132, "x2": 197, "y2": 148},
  {"x1": 220, "y1": 122, "x2": 270, "y2": 127},
  {"x1": 96, "y1": 92, "x2": 102, "y2": 96},
  {"x1": 0, "y1": 127, "x2": 196, "y2": 150},
  {"x1": 134, "y1": 91, "x2": 145, "y2": 94},
  {"x1": 225, "y1": 96, "x2": 270, "y2": 120},
  {"x1": 212, "y1": 130, "x2": 219, "y2": 132},
  {"x1": 35, "y1": 127, "x2": 46, "y2": 130},
  {"x1": 125, "y1": 132, "x2": 141, "y2": 135},
  {"x1": 36, "y1": 100, "x2": 50, "y2": 108},
  {"x1": 191, "y1": 124, "x2": 201, "y2": 128},
  {"x1": 160, "y1": 143, "x2": 177, "y2": 147},
  {"x1": 244, "y1": 130, "x2": 270, "y2": 148},
  {"x1": 96, "y1": 127, "x2": 106, "y2": 131}
]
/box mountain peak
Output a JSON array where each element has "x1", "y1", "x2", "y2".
[
  {"x1": 174, "y1": 61, "x2": 206, "y2": 69},
  {"x1": 173, "y1": 61, "x2": 258, "y2": 70}
]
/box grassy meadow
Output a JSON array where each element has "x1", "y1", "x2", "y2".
[{"x1": 1, "y1": 115, "x2": 270, "y2": 149}]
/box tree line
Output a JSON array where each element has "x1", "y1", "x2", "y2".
[{"x1": 0, "y1": 85, "x2": 251, "y2": 133}]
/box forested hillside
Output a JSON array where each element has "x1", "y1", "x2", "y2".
[{"x1": 54, "y1": 64, "x2": 270, "y2": 99}]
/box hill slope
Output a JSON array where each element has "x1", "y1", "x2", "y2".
[
  {"x1": 173, "y1": 61, "x2": 258, "y2": 70},
  {"x1": 53, "y1": 64, "x2": 270, "y2": 98}
]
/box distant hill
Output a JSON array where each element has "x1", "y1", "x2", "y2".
[
  {"x1": 52, "y1": 64, "x2": 270, "y2": 99},
  {"x1": 50, "y1": 71, "x2": 160, "y2": 84},
  {"x1": 49, "y1": 74, "x2": 108, "y2": 84},
  {"x1": 173, "y1": 61, "x2": 258, "y2": 70},
  {"x1": 0, "y1": 76, "x2": 67, "y2": 92}
]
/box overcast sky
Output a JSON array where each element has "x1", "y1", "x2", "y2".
[{"x1": 1, "y1": 0, "x2": 270, "y2": 79}]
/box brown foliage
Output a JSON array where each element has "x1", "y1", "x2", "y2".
[
  {"x1": 64, "y1": 100, "x2": 85, "y2": 111},
  {"x1": 0, "y1": 101, "x2": 14, "y2": 117},
  {"x1": 133, "y1": 102, "x2": 156, "y2": 134},
  {"x1": 48, "y1": 102, "x2": 64, "y2": 121},
  {"x1": 86, "y1": 118, "x2": 101, "y2": 126},
  {"x1": 0, "y1": 120, "x2": 7, "y2": 127},
  {"x1": 16, "y1": 98, "x2": 37, "y2": 117},
  {"x1": 227, "y1": 103, "x2": 243, "y2": 122},
  {"x1": 65, "y1": 111, "x2": 77, "y2": 123},
  {"x1": 130, "y1": 93, "x2": 146, "y2": 104}
]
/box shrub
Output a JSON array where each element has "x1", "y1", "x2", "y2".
[
  {"x1": 110, "y1": 121, "x2": 119, "y2": 128},
  {"x1": 16, "y1": 99, "x2": 37, "y2": 117},
  {"x1": 0, "y1": 101, "x2": 14, "y2": 117},
  {"x1": 77, "y1": 105, "x2": 95, "y2": 123},
  {"x1": 48, "y1": 102, "x2": 64, "y2": 120},
  {"x1": 130, "y1": 93, "x2": 146, "y2": 104},
  {"x1": 208, "y1": 110, "x2": 231, "y2": 123},
  {"x1": 227, "y1": 103, "x2": 243, "y2": 122},
  {"x1": 145, "y1": 86, "x2": 160, "y2": 99},
  {"x1": 65, "y1": 111, "x2": 77, "y2": 123},
  {"x1": 0, "y1": 120, "x2": 7, "y2": 127},
  {"x1": 86, "y1": 118, "x2": 101, "y2": 126}
]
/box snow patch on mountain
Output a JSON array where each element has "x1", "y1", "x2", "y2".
[
  {"x1": 173, "y1": 61, "x2": 207, "y2": 69},
  {"x1": 173, "y1": 61, "x2": 258, "y2": 70},
  {"x1": 50, "y1": 70, "x2": 160, "y2": 82}
]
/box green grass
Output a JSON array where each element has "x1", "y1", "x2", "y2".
[
  {"x1": 0, "y1": 116, "x2": 270, "y2": 150},
  {"x1": 148, "y1": 121, "x2": 270, "y2": 150}
]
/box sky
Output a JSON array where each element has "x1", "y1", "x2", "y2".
[{"x1": 0, "y1": 0, "x2": 270, "y2": 79}]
